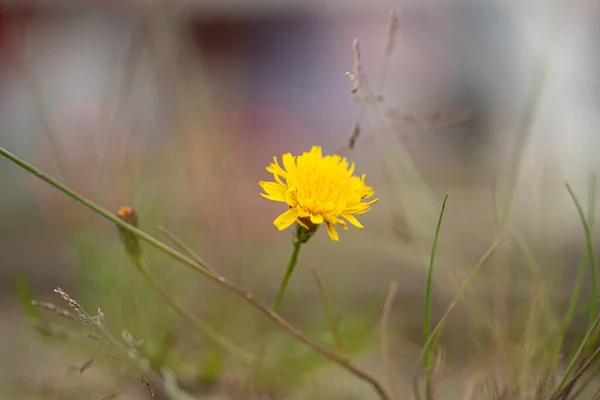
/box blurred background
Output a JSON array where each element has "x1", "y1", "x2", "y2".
[{"x1": 0, "y1": 0, "x2": 599, "y2": 399}]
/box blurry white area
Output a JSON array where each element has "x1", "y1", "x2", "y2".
[
  {"x1": 499, "y1": 0, "x2": 600, "y2": 238},
  {"x1": 0, "y1": 9, "x2": 160, "y2": 150}
]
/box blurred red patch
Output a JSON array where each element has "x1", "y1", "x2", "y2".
[{"x1": 0, "y1": 6, "x2": 36, "y2": 73}]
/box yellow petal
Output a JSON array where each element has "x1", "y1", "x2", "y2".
[
  {"x1": 335, "y1": 218, "x2": 349, "y2": 230},
  {"x1": 325, "y1": 221, "x2": 339, "y2": 241},
  {"x1": 309, "y1": 146, "x2": 322, "y2": 157},
  {"x1": 348, "y1": 161, "x2": 355, "y2": 176},
  {"x1": 266, "y1": 157, "x2": 287, "y2": 184},
  {"x1": 273, "y1": 208, "x2": 299, "y2": 230},
  {"x1": 282, "y1": 153, "x2": 296, "y2": 175},
  {"x1": 259, "y1": 181, "x2": 287, "y2": 202},
  {"x1": 310, "y1": 214, "x2": 324, "y2": 224},
  {"x1": 297, "y1": 208, "x2": 310, "y2": 217},
  {"x1": 342, "y1": 214, "x2": 363, "y2": 228},
  {"x1": 285, "y1": 190, "x2": 298, "y2": 206},
  {"x1": 260, "y1": 193, "x2": 287, "y2": 202}
]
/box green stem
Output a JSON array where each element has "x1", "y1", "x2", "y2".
[
  {"x1": 130, "y1": 256, "x2": 255, "y2": 366},
  {"x1": 253, "y1": 228, "x2": 305, "y2": 387},
  {"x1": 273, "y1": 237, "x2": 303, "y2": 312}
]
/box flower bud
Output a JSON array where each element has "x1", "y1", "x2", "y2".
[{"x1": 116, "y1": 206, "x2": 141, "y2": 260}]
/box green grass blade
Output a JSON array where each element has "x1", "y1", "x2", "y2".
[
  {"x1": 551, "y1": 315, "x2": 600, "y2": 398},
  {"x1": 563, "y1": 174, "x2": 596, "y2": 359},
  {"x1": 418, "y1": 233, "x2": 506, "y2": 368},
  {"x1": 565, "y1": 182, "x2": 599, "y2": 346},
  {"x1": 424, "y1": 194, "x2": 448, "y2": 385}
]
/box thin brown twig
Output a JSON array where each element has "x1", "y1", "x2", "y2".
[
  {"x1": 0, "y1": 145, "x2": 391, "y2": 400},
  {"x1": 381, "y1": 281, "x2": 400, "y2": 400}
]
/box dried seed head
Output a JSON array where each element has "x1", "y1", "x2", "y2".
[
  {"x1": 34, "y1": 321, "x2": 73, "y2": 340},
  {"x1": 384, "y1": 9, "x2": 401, "y2": 59},
  {"x1": 53, "y1": 287, "x2": 92, "y2": 325},
  {"x1": 122, "y1": 330, "x2": 144, "y2": 348},
  {"x1": 351, "y1": 38, "x2": 368, "y2": 90},
  {"x1": 352, "y1": 38, "x2": 363, "y2": 87},
  {"x1": 116, "y1": 206, "x2": 141, "y2": 260},
  {"x1": 93, "y1": 307, "x2": 105, "y2": 327},
  {"x1": 141, "y1": 376, "x2": 154, "y2": 397},
  {"x1": 31, "y1": 300, "x2": 76, "y2": 320}
]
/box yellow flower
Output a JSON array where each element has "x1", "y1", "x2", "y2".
[{"x1": 259, "y1": 146, "x2": 378, "y2": 241}]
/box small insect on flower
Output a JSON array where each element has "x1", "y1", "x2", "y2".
[
  {"x1": 116, "y1": 206, "x2": 141, "y2": 259},
  {"x1": 259, "y1": 146, "x2": 378, "y2": 241}
]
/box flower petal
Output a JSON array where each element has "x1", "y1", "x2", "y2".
[
  {"x1": 259, "y1": 181, "x2": 288, "y2": 202},
  {"x1": 282, "y1": 153, "x2": 296, "y2": 175},
  {"x1": 310, "y1": 214, "x2": 324, "y2": 224},
  {"x1": 335, "y1": 218, "x2": 349, "y2": 230},
  {"x1": 309, "y1": 146, "x2": 322, "y2": 157},
  {"x1": 273, "y1": 208, "x2": 299, "y2": 230},
  {"x1": 325, "y1": 221, "x2": 339, "y2": 241},
  {"x1": 261, "y1": 193, "x2": 287, "y2": 202},
  {"x1": 266, "y1": 157, "x2": 287, "y2": 184},
  {"x1": 348, "y1": 161, "x2": 355, "y2": 177},
  {"x1": 342, "y1": 213, "x2": 364, "y2": 228}
]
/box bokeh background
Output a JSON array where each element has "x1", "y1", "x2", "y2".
[{"x1": 0, "y1": 1, "x2": 599, "y2": 399}]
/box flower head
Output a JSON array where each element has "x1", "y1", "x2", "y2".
[{"x1": 259, "y1": 146, "x2": 378, "y2": 241}]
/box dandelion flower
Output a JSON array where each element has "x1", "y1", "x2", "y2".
[{"x1": 259, "y1": 146, "x2": 378, "y2": 241}]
